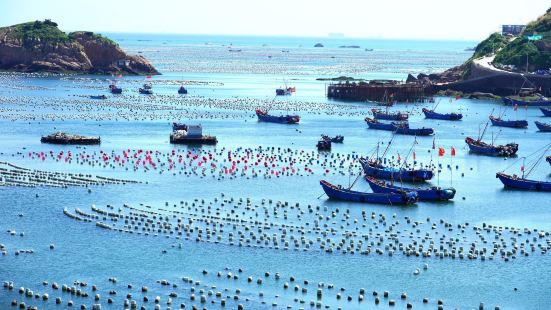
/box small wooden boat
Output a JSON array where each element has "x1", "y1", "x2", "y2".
[
  {"x1": 178, "y1": 86, "x2": 188, "y2": 94},
  {"x1": 365, "y1": 176, "x2": 456, "y2": 201},
  {"x1": 90, "y1": 95, "x2": 107, "y2": 100},
  {"x1": 321, "y1": 135, "x2": 344, "y2": 143},
  {"x1": 496, "y1": 172, "x2": 551, "y2": 191},
  {"x1": 256, "y1": 109, "x2": 300, "y2": 124},
  {"x1": 489, "y1": 116, "x2": 528, "y2": 128},
  {"x1": 422, "y1": 108, "x2": 462, "y2": 120},
  {"x1": 503, "y1": 96, "x2": 551, "y2": 107},
  {"x1": 41, "y1": 132, "x2": 100, "y2": 145},
  {"x1": 109, "y1": 84, "x2": 122, "y2": 94},
  {"x1": 372, "y1": 108, "x2": 408, "y2": 121},
  {"x1": 465, "y1": 137, "x2": 518, "y2": 157},
  {"x1": 139, "y1": 83, "x2": 153, "y2": 95},
  {"x1": 359, "y1": 158, "x2": 433, "y2": 182},
  {"x1": 541, "y1": 107, "x2": 551, "y2": 117},
  {"x1": 535, "y1": 121, "x2": 551, "y2": 132},
  {"x1": 320, "y1": 180, "x2": 418, "y2": 205},
  {"x1": 365, "y1": 117, "x2": 400, "y2": 131},
  {"x1": 316, "y1": 139, "x2": 331, "y2": 151},
  {"x1": 392, "y1": 122, "x2": 434, "y2": 136}
]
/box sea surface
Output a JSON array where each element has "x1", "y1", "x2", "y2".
[{"x1": 1, "y1": 34, "x2": 550, "y2": 310}]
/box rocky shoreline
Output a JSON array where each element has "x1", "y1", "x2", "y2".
[{"x1": 0, "y1": 20, "x2": 158, "y2": 75}]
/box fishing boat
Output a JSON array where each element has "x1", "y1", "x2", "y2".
[
  {"x1": 465, "y1": 137, "x2": 518, "y2": 157},
  {"x1": 541, "y1": 107, "x2": 551, "y2": 117},
  {"x1": 359, "y1": 158, "x2": 433, "y2": 182},
  {"x1": 172, "y1": 123, "x2": 188, "y2": 131},
  {"x1": 41, "y1": 132, "x2": 100, "y2": 145},
  {"x1": 489, "y1": 116, "x2": 528, "y2": 128},
  {"x1": 321, "y1": 135, "x2": 344, "y2": 143},
  {"x1": 365, "y1": 176, "x2": 456, "y2": 201},
  {"x1": 178, "y1": 86, "x2": 188, "y2": 94},
  {"x1": 169, "y1": 125, "x2": 217, "y2": 145},
  {"x1": 109, "y1": 84, "x2": 122, "y2": 94},
  {"x1": 319, "y1": 180, "x2": 418, "y2": 205},
  {"x1": 316, "y1": 139, "x2": 331, "y2": 151},
  {"x1": 255, "y1": 109, "x2": 300, "y2": 124},
  {"x1": 90, "y1": 95, "x2": 107, "y2": 100},
  {"x1": 371, "y1": 108, "x2": 408, "y2": 121},
  {"x1": 503, "y1": 95, "x2": 551, "y2": 107},
  {"x1": 496, "y1": 172, "x2": 551, "y2": 191},
  {"x1": 365, "y1": 117, "x2": 401, "y2": 131},
  {"x1": 535, "y1": 121, "x2": 551, "y2": 132},
  {"x1": 422, "y1": 108, "x2": 462, "y2": 120},
  {"x1": 392, "y1": 122, "x2": 434, "y2": 136},
  {"x1": 139, "y1": 83, "x2": 153, "y2": 95}
]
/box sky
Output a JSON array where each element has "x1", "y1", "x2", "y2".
[{"x1": 0, "y1": 0, "x2": 549, "y2": 40}]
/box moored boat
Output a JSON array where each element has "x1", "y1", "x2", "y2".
[
  {"x1": 178, "y1": 86, "x2": 188, "y2": 94},
  {"x1": 90, "y1": 95, "x2": 107, "y2": 100},
  {"x1": 489, "y1": 116, "x2": 528, "y2": 128},
  {"x1": 319, "y1": 180, "x2": 418, "y2": 205},
  {"x1": 535, "y1": 121, "x2": 551, "y2": 132},
  {"x1": 109, "y1": 84, "x2": 122, "y2": 94},
  {"x1": 169, "y1": 125, "x2": 217, "y2": 145},
  {"x1": 422, "y1": 108, "x2": 462, "y2": 120},
  {"x1": 371, "y1": 108, "x2": 408, "y2": 121},
  {"x1": 503, "y1": 95, "x2": 551, "y2": 107},
  {"x1": 541, "y1": 107, "x2": 551, "y2": 117},
  {"x1": 365, "y1": 117, "x2": 400, "y2": 131},
  {"x1": 392, "y1": 122, "x2": 434, "y2": 136},
  {"x1": 321, "y1": 134, "x2": 344, "y2": 143},
  {"x1": 359, "y1": 158, "x2": 433, "y2": 182},
  {"x1": 139, "y1": 83, "x2": 153, "y2": 95},
  {"x1": 41, "y1": 132, "x2": 100, "y2": 145},
  {"x1": 496, "y1": 172, "x2": 551, "y2": 191},
  {"x1": 316, "y1": 139, "x2": 331, "y2": 151},
  {"x1": 464, "y1": 137, "x2": 518, "y2": 157},
  {"x1": 365, "y1": 176, "x2": 456, "y2": 201},
  {"x1": 256, "y1": 109, "x2": 300, "y2": 124}
]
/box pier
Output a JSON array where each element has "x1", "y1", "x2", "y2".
[{"x1": 327, "y1": 80, "x2": 433, "y2": 103}]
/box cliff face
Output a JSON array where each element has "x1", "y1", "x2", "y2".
[{"x1": 0, "y1": 20, "x2": 159, "y2": 75}]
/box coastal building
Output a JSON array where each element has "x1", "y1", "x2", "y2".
[{"x1": 501, "y1": 25, "x2": 525, "y2": 36}]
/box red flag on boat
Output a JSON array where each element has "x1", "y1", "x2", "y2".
[
  {"x1": 521, "y1": 165, "x2": 524, "y2": 172},
  {"x1": 397, "y1": 152, "x2": 401, "y2": 161},
  {"x1": 451, "y1": 147, "x2": 456, "y2": 156},
  {"x1": 146, "y1": 75, "x2": 152, "y2": 79},
  {"x1": 438, "y1": 148, "x2": 445, "y2": 157},
  {"x1": 118, "y1": 74, "x2": 122, "y2": 78},
  {"x1": 455, "y1": 95, "x2": 460, "y2": 100},
  {"x1": 413, "y1": 151, "x2": 416, "y2": 160}
]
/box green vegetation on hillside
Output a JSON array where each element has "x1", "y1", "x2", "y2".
[
  {"x1": 68, "y1": 31, "x2": 118, "y2": 47},
  {"x1": 469, "y1": 33, "x2": 508, "y2": 60},
  {"x1": 6, "y1": 20, "x2": 70, "y2": 44},
  {"x1": 494, "y1": 37, "x2": 550, "y2": 71}
]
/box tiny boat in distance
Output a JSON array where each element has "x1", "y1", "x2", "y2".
[
  {"x1": 319, "y1": 180, "x2": 418, "y2": 205},
  {"x1": 178, "y1": 86, "x2": 188, "y2": 94},
  {"x1": 255, "y1": 109, "x2": 300, "y2": 124},
  {"x1": 41, "y1": 132, "x2": 100, "y2": 145},
  {"x1": 321, "y1": 135, "x2": 344, "y2": 143},
  {"x1": 316, "y1": 139, "x2": 331, "y2": 151},
  {"x1": 371, "y1": 108, "x2": 408, "y2": 121},
  {"x1": 139, "y1": 83, "x2": 153, "y2": 94},
  {"x1": 109, "y1": 84, "x2": 122, "y2": 94}
]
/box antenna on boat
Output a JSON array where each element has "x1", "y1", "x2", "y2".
[{"x1": 479, "y1": 122, "x2": 489, "y2": 142}]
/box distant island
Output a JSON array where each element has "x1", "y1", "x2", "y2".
[
  {"x1": 0, "y1": 20, "x2": 158, "y2": 75},
  {"x1": 338, "y1": 45, "x2": 360, "y2": 48},
  {"x1": 314, "y1": 43, "x2": 324, "y2": 48}
]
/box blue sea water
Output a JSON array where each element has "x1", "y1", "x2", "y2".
[{"x1": 1, "y1": 34, "x2": 550, "y2": 309}]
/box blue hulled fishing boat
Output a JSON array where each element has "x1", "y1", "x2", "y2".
[
  {"x1": 392, "y1": 122, "x2": 434, "y2": 136},
  {"x1": 316, "y1": 139, "x2": 331, "y2": 151},
  {"x1": 489, "y1": 116, "x2": 528, "y2": 128},
  {"x1": 256, "y1": 109, "x2": 300, "y2": 124},
  {"x1": 319, "y1": 180, "x2": 418, "y2": 205},
  {"x1": 496, "y1": 172, "x2": 551, "y2": 191},
  {"x1": 503, "y1": 95, "x2": 551, "y2": 107},
  {"x1": 422, "y1": 108, "x2": 463, "y2": 120},
  {"x1": 371, "y1": 108, "x2": 408, "y2": 121},
  {"x1": 535, "y1": 121, "x2": 551, "y2": 132},
  {"x1": 365, "y1": 117, "x2": 400, "y2": 131},
  {"x1": 139, "y1": 83, "x2": 153, "y2": 95},
  {"x1": 465, "y1": 137, "x2": 518, "y2": 157},
  {"x1": 541, "y1": 107, "x2": 551, "y2": 117},
  {"x1": 359, "y1": 158, "x2": 433, "y2": 182},
  {"x1": 90, "y1": 95, "x2": 107, "y2": 100},
  {"x1": 109, "y1": 84, "x2": 122, "y2": 94},
  {"x1": 365, "y1": 176, "x2": 456, "y2": 201}
]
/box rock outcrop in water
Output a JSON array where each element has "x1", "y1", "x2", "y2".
[{"x1": 0, "y1": 20, "x2": 159, "y2": 75}]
